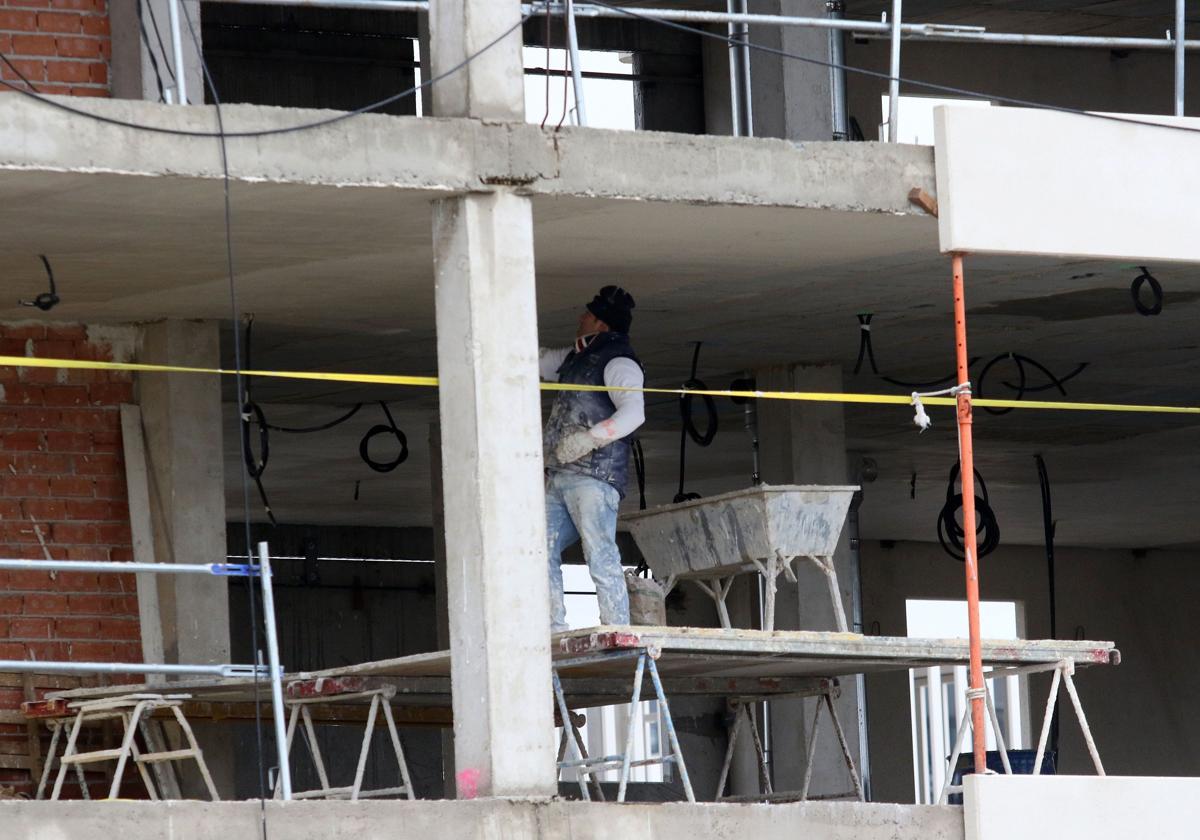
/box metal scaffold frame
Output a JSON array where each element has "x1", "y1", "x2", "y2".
[
  {"x1": 0, "y1": 541, "x2": 293, "y2": 800},
  {"x1": 187, "y1": 0, "x2": 1194, "y2": 139}
]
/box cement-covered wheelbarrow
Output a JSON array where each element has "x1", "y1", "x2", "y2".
[{"x1": 620, "y1": 484, "x2": 858, "y2": 631}]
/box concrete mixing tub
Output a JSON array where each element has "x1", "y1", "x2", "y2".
[{"x1": 621, "y1": 484, "x2": 858, "y2": 630}]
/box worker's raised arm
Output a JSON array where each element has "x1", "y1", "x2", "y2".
[
  {"x1": 590, "y1": 357, "x2": 645, "y2": 442},
  {"x1": 539, "y1": 346, "x2": 571, "y2": 381}
]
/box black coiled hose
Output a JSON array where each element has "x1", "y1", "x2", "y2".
[
  {"x1": 936, "y1": 463, "x2": 1000, "y2": 561},
  {"x1": 675, "y1": 342, "x2": 718, "y2": 503}
]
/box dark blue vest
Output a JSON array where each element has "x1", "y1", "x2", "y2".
[{"x1": 544, "y1": 332, "x2": 641, "y2": 497}]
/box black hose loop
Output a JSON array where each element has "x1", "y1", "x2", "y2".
[
  {"x1": 1131, "y1": 267, "x2": 1163, "y2": 316},
  {"x1": 937, "y1": 463, "x2": 1000, "y2": 561},
  {"x1": 359, "y1": 401, "x2": 409, "y2": 473}
]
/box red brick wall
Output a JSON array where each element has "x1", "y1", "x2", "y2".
[
  {"x1": 0, "y1": 0, "x2": 110, "y2": 98},
  {"x1": 0, "y1": 323, "x2": 139, "y2": 791}
]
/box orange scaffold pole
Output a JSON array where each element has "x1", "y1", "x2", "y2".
[{"x1": 951, "y1": 252, "x2": 988, "y2": 774}]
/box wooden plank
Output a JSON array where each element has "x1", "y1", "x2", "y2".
[
  {"x1": 0, "y1": 674, "x2": 81, "y2": 690},
  {"x1": 0, "y1": 754, "x2": 33, "y2": 770},
  {"x1": 120, "y1": 404, "x2": 165, "y2": 678},
  {"x1": 21, "y1": 674, "x2": 42, "y2": 785}
]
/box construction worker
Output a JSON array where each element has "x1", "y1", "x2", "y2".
[{"x1": 540, "y1": 286, "x2": 644, "y2": 633}]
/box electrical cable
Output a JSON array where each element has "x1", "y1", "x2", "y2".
[
  {"x1": 936, "y1": 462, "x2": 1000, "y2": 561},
  {"x1": 177, "y1": 4, "x2": 269, "y2": 822},
  {"x1": 0, "y1": 14, "x2": 531, "y2": 139},
  {"x1": 632, "y1": 437, "x2": 647, "y2": 511},
  {"x1": 141, "y1": 0, "x2": 177, "y2": 83},
  {"x1": 587, "y1": 0, "x2": 1200, "y2": 139},
  {"x1": 135, "y1": 0, "x2": 169, "y2": 104},
  {"x1": 675, "y1": 342, "x2": 718, "y2": 503},
  {"x1": 265, "y1": 403, "x2": 363, "y2": 433},
  {"x1": 1131, "y1": 266, "x2": 1163, "y2": 316},
  {"x1": 358, "y1": 401, "x2": 410, "y2": 472},
  {"x1": 976, "y1": 353, "x2": 1087, "y2": 415},
  {"x1": 854, "y1": 313, "x2": 970, "y2": 389}
]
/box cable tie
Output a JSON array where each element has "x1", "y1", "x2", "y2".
[{"x1": 965, "y1": 686, "x2": 987, "y2": 701}]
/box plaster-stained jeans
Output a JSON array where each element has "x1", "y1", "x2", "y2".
[{"x1": 545, "y1": 471, "x2": 630, "y2": 633}]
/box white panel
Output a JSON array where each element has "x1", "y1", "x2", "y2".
[
  {"x1": 934, "y1": 107, "x2": 1200, "y2": 263},
  {"x1": 964, "y1": 775, "x2": 1200, "y2": 840}
]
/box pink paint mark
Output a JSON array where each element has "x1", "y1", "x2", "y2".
[{"x1": 457, "y1": 768, "x2": 482, "y2": 799}]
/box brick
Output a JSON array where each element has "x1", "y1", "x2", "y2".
[
  {"x1": 87, "y1": 60, "x2": 104, "y2": 84},
  {"x1": 68, "y1": 641, "x2": 114, "y2": 661},
  {"x1": 44, "y1": 325, "x2": 86, "y2": 341},
  {"x1": 96, "y1": 522, "x2": 129, "y2": 543},
  {"x1": 22, "y1": 498, "x2": 65, "y2": 520},
  {"x1": 49, "y1": 0, "x2": 98, "y2": 10},
  {"x1": 2, "y1": 430, "x2": 43, "y2": 451},
  {"x1": 45, "y1": 430, "x2": 91, "y2": 452},
  {"x1": 73, "y1": 341, "x2": 114, "y2": 362},
  {"x1": 19, "y1": 365, "x2": 66, "y2": 385},
  {"x1": 57, "y1": 409, "x2": 111, "y2": 432},
  {"x1": 22, "y1": 640, "x2": 67, "y2": 660},
  {"x1": 4, "y1": 569, "x2": 54, "y2": 589},
  {"x1": 23, "y1": 592, "x2": 69, "y2": 614},
  {"x1": 42, "y1": 385, "x2": 87, "y2": 406},
  {"x1": 98, "y1": 571, "x2": 133, "y2": 593},
  {"x1": 54, "y1": 570, "x2": 100, "y2": 591},
  {"x1": 62, "y1": 367, "x2": 101, "y2": 385},
  {"x1": 0, "y1": 35, "x2": 11, "y2": 54},
  {"x1": 64, "y1": 498, "x2": 108, "y2": 520},
  {"x1": 64, "y1": 545, "x2": 106, "y2": 562},
  {"x1": 2, "y1": 475, "x2": 50, "y2": 497},
  {"x1": 35, "y1": 11, "x2": 81, "y2": 32},
  {"x1": 0, "y1": 619, "x2": 7, "y2": 638},
  {"x1": 91, "y1": 476, "x2": 123, "y2": 499},
  {"x1": 0, "y1": 10, "x2": 37, "y2": 30},
  {"x1": 0, "y1": 594, "x2": 23, "y2": 614},
  {"x1": 107, "y1": 546, "x2": 133, "y2": 562},
  {"x1": 54, "y1": 617, "x2": 98, "y2": 635},
  {"x1": 0, "y1": 412, "x2": 17, "y2": 431},
  {"x1": 30, "y1": 339, "x2": 75, "y2": 359},
  {"x1": 49, "y1": 476, "x2": 92, "y2": 497},
  {"x1": 51, "y1": 522, "x2": 97, "y2": 543},
  {"x1": 0, "y1": 642, "x2": 25, "y2": 659},
  {"x1": 0, "y1": 57, "x2": 44, "y2": 81},
  {"x1": 11, "y1": 407, "x2": 59, "y2": 428},
  {"x1": 88, "y1": 383, "x2": 132, "y2": 405},
  {"x1": 66, "y1": 84, "x2": 108, "y2": 97},
  {"x1": 0, "y1": 522, "x2": 39, "y2": 543},
  {"x1": 45, "y1": 59, "x2": 90, "y2": 84},
  {"x1": 0, "y1": 326, "x2": 44, "y2": 341},
  {"x1": 2, "y1": 384, "x2": 44, "y2": 407},
  {"x1": 66, "y1": 593, "x2": 109, "y2": 614},
  {"x1": 97, "y1": 618, "x2": 139, "y2": 640},
  {"x1": 10, "y1": 33, "x2": 55, "y2": 55},
  {"x1": 8, "y1": 617, "x2": 51, "y2": 638},
  {"x1": 15, "y1": 452, "x2": 71, "y2": 473},
  {"x1": 73, "y1": 453, "x2": 118, "y2": 475},
  {"x1": 79, "y1": 13, "x2": 107, "y2": 36},
  {"x1": 0, "y1": 498, "x2": 21, "y2": 518}
]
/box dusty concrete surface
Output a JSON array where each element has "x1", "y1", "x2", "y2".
[
  {"x1": 0, "y1": 96, "x2": 933, "y2": 213},
  {"x1": 1, "y1": 799, "x2": 963, "y2": 840}
]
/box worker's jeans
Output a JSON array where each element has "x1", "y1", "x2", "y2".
[{"x1": 545, "y1": 471, "x2": 630, "y2": 633}]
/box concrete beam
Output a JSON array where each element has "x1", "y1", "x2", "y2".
[
  {"x1": 0, "y1": 800, "x2": 966, "y2": 839},
  {"x1": 432, "y1": 190, "x2": 555, "y2": 798},
  {"x1": 0, "y1": 97, "x2": 934, "y2": 215}
]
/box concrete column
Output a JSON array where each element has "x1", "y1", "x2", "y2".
[
  {"x1": 746, "y1": 0, "x2": 835, "y2": 141},
  {"x1": 755, "y1": 363, "x2": 863, "y2": 797},
  {"x1": 428, "y1": 0, "x2": 525, "y2": 120},
  {"x1": 428, "y1": 422, "x2": 456, "y2": 798},
  {"x1": 136, "y1": 318, "x2": 232, "y2": 794},
  {"x1": 110, "y1": 0, "x2": 204, "y2": 104},
  {"x1": 432, "y1": 190, "x2": 555, "y2": 798}
]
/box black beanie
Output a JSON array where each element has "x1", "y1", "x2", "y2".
[{"x1": 586, "y1": 285, "x2": 635, "y2": 333}]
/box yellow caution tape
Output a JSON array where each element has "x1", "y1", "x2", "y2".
[{"x1": 1, "y1": 354, "x2": 1198, "y2": 416}]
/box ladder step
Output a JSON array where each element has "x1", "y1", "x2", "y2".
[
  {"x1": 135, "y1": 749, "x2": 198, "y2": 764},
  {"x1": 61, "y1": 749, "x2": 124, "y2": 764}
]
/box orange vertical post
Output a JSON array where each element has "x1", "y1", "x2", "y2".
[{"x1": 952, "y1": 252, "x2": 988, "y2": 773}]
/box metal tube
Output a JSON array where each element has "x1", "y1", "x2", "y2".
[
  {"x1": 0, "y1": 558, "x2": 255, "y2": 576},
  {"x1": 726, "y1": 0, "x2": 742, "y2": 136},
  {"x1": 167, "y1": 0, "x2": 188, "y2": 105},
  {"x1": 196, "y1": 0, "x2": 1200, "y2": 54},
  {"x1": 565, "y1": 0, "x2": 588, "y2": 126},
  {"x1": 950, "y1": 253, "x2": 987, "y2": 776},
  {"x1": 258, "y1": 542, "x2": 292, "y2": 800},
  {"x1": 1176, "y1": 0, "x2": 1186, "y2": 116},
  {"x1": 887, "y1": 0, "x2": 902, "y2": 142},
  {"x1": 736, "y1": 0, "x2": 753, "y2": 136},
  {"x1": 0, "y1": 660, "x2": 265, "y2": 677},
  {"x1": 827, "y1": 0, "x2": 848, "y2": 139}
]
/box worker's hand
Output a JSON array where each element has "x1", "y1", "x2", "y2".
[{"x1": 554, "y1": 429, "x2": 603, "y2": 465}]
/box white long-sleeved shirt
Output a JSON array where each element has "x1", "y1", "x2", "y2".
[{"x1": 539, "y1": 345, "x2": 645, "y2": 442}]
